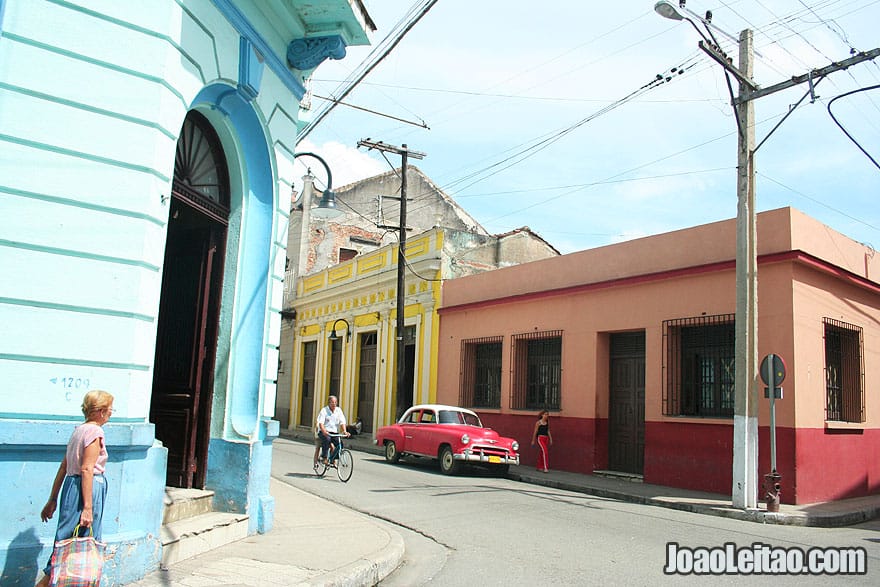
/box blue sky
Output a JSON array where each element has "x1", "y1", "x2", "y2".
[{"x1": 296, "y1": 1, "x2": 880, "y2": 254}]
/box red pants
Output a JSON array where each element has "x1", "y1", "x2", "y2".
[{"x1": 537, "y1": 435, "x2": 550, "y2": 471}]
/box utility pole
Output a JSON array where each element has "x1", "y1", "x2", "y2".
[
  {"x1": 357, "y1": 139, "x2": 426, "y2": 418},
  {"x1": 698, "y1": 32, "x2": 879, "y2": 509},
  {"x1": 731, "y1": 29, "x2": 758, "y2": 511}
]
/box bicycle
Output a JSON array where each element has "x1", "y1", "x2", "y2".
[{"x1": 313, "y1": 433, "x2": 353, "y2": 482}]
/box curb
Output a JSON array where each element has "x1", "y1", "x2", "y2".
[
  {"x1": 308, "y1": 529, "x2": 405, "y2": 587},
  {"x1": 507, "y1": 471, "x2": 880, "y2": 528}
]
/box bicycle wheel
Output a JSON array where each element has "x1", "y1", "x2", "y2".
[
  {"x1": 314, "y1": 458, "x2": 328, "y2": 478},
  {"x1": 336, "y1": 449, "x2": 353, "y2": 482}
]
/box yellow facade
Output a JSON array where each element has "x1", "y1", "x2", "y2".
[{"x1": 284, "y1": 229, "x2": 444, "y2": 434}]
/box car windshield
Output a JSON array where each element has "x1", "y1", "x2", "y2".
[{"x1": 438, "y1": 410, "x2": 482, "y2": 427}]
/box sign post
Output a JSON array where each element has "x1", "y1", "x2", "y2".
[{"x1": 759, "y1": 353, "x2": 785, "y2": 511}]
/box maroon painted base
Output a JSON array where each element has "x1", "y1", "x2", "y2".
[{"x1": 478, "y1": 412, "x2": 880, "y2": 505}]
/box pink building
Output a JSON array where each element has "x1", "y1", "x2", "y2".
[{"x1": 437, "y1": 207, "x2": 880, "y2": 505}]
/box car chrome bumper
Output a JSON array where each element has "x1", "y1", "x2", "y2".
[{"x1": 455, "y1": 449, "x2": 519, "y2": 465}]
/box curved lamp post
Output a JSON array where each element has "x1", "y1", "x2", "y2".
[
  {"x1": 328, "y1": 318, "x2": 351, "y2": 342},
  {"x1": 293, "y1": 151, "x2": 343, "y2": 220}
]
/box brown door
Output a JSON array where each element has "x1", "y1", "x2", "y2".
[
  {"x1": 609, "y1": 332, "x2": 645, "y2": 474},
  {"x1": 150, "y1": 198, "x2": 225, "y2": 487},
  {"x1": 357, "y1": 332, "x2": 377, "y2": 433},
  {"x1": 151, "y1": 111, "x2": 230, "y2": 489},
  {"x1": 299, "y1": 341, "x2": 317, "y2": 427}
]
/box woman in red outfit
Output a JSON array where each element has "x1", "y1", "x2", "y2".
[{"x1": 531, "y1": 410, "x2": 553, "y2": 472}]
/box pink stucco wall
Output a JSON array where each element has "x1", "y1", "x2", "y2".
[{"x1": 438, "y1": 208, "x2": 880, "y2": 504}]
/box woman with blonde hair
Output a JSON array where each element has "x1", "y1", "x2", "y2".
[{"x1": 37, "y1": 390, "x2": 114, "y2": 586}]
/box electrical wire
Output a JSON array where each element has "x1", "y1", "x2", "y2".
[
  {"x1": 438, "y1": 64, "x2": 694, "y2": 196},
  {"x1": 297, "y1": 0, "x2": 440, "y2": 142},
  {"x1": 300, "y1": 1, "x2": 880, "y2": 250},
  {"x1": 759, "y1": 172, "x2": 880, "y2": 232},
  {"x1": 826, "y1": 83, "x2": 880, "y2": 170}
]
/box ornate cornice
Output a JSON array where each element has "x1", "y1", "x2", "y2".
[{"x1": 287, "y1": 35, "x2": 347, "y2": 71}]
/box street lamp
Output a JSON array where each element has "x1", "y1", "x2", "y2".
[
  {"x1": 292, "y1": 151, "x2": 344, "y2": 280},
  {"x1": 653, "y1": 1, "x2": 740, "y2": 45},
  {"x1": 293, "y1": 152, "x2": 343, "y2": 220},
  {"x1": 655, "y1": 0, "x2": 759, "y2": 510},
  {"x1": 328, "y1": 318, "x2": 351, "y2": 342}
]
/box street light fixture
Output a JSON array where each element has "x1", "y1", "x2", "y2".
[
  {"x1": 654, "y1": 1, "x2": 741, "y2": 45},
  {"x1": 292, "y1": 152, "x2": 343, "y2": 220},
  {"x1": 328, "y1": 318, "x2": 351, "y2": 342}
]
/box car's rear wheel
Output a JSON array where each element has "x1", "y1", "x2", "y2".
[
  {"x1": 385, "y1": 440, "x2": 401, "y2": 464},
  {"x1": 438, "y1": 445, "x2": 460, "y2": 475}
]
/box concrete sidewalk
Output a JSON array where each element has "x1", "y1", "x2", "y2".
[
  {"x1": 128, "y1": 433, "x2": 880, "y2": 586},
  {"x1": 128, "y1": 477, "x2": 404, "y2": 587}
]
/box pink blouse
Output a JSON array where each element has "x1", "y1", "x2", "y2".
[{"x1": 65, "y1": 423, "x2": 108, "y2": 475}]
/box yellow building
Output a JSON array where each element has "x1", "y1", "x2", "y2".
[
  {"x1": 284, "y1": 229, "x2": 444, "y2": 434},
  {"x1": 276, "y1": 168, "x2": 559, "y2": 435}
]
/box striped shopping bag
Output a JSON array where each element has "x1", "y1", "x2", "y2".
[{"x1": 49, "y1": 525, "x2": 105, "y2": 587}]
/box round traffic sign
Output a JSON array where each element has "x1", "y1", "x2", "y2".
[{"x1": 760, "y1": 354, "x2": 786, "y2": 386}]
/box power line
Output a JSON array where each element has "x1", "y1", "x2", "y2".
[
  {"x1": 826, "y1": 83, "x2": 880, "y2": 169},
  {"x1": 297, "y1": 0, "x2": 440, "y2": 142}
]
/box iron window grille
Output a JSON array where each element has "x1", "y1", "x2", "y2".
[
  {"x1": 663, "y1": 314, "x2": 735, "y2": 418},
  {"x1": 823, "y1": 318, "x2": 865, "y2": 423},
  {"x1": 510, "y1": 330, "x2": 563, "y2": 410},
  {"x1": 459, "y1": 337, "x2": 503, "y2": 408}
]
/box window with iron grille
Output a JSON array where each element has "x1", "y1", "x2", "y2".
[
  {"x1": 510, "y1": 331, "x2": 562, "y2": 410},
  {"x1": 459, "y1": 337, "x2": 503, "y2": 408},
  {"x1": 824, "y1": 318, "x2": 865, "y2": 423},
  {"x1": 663, "y1": 314, "x2": 735, "y2": 417}
]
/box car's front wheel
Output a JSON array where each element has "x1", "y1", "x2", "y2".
[
  {"x1": 438, "y1": 445, "x2": 460, "y2": 475},
  {"x1": 385, "y1": 440, "x2": 401, "y2": 464}
]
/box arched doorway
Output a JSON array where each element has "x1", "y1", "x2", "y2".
[{"x1": 151, "y1": 111, "x2": 230, "y2": 488}]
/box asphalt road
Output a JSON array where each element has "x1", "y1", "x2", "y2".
[{"x1": 271, "y1": 438, "x2": 880, "y2": 585}]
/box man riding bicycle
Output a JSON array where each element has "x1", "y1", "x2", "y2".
[{"x1": 317, "y1": 395, "x2": 349, "y2": 465}]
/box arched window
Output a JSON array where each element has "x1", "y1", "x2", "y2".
[{"x1": 173, "y1": 111, "x2": 230, "y2": 223}]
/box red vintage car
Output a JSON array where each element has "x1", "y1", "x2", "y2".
[{"x1": 375, "y1": 404, "x2": 520, "y2": 475}]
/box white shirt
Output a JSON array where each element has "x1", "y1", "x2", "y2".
[{"x1": 317, "y1": 405, "x2": 346, "y2": 434}]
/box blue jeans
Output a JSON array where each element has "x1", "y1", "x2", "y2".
[{"x1": 319, "y1": 432, "x2": 343, "y2": 460}]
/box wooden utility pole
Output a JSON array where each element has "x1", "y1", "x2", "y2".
[{"x1": 357, "y1": 139, "x2": 426, "y2": 418}]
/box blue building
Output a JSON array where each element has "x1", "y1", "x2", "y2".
[{"x1": 0, "y1": 1, "x2": 373, "y2": 584}]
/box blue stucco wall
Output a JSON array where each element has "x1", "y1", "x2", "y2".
[
  {"x1": 0, "y1": 421, "x2": 166, "y2": 586},
  {"x1": 207, "y1": 418, "x2": 279, "y2": 534},
  {"x1": 0, "y1": 0, "x2": 370, "y2": 583}
]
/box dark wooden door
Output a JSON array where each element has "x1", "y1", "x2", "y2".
[
  {"x1": 609, "y1": 332, "x2": 646, "y2": 474},
  {"x1": 151, "y1": 111, "x2": 229, "y2": 489},
  {"x1": 357, "y1": 332, "x2": 377, "y2": 433},
  {"x1": 299, "y1": 341, "x2": 317, "y2": 427},
  {"x1": 150, "y1": 198, "x2": 225, "y2": 487}
]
